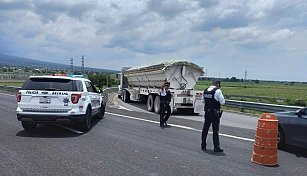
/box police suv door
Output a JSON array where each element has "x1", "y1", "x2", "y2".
[{"x1": 85, "y1": 81, "x2": 100, "y2": 115}]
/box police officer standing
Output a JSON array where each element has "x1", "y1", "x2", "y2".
[
  {"x1": 201, "y1": 80, "x2": 225, "y2": 152},
  {"x1": 159, "y1": 81, "x2": 171, "y2": 128}
]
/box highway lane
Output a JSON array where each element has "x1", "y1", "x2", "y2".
[
  {"x1": 0, "y1": 92, "x2": 307, "y2": 176},
  {"x1": 112, "y1": 93, "x2": 258, "y2": 130}
]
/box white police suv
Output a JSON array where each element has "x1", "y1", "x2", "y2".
[{"x1": 16, "y1": 74, "x2": 106, "y2": 132}]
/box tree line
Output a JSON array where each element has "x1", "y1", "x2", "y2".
[
  {"x1": 87, "y1": 73, "x2": 118, "y2": 90},
  {"x1": 199, "y1": 77, "x2": 260, "y2": 83}
]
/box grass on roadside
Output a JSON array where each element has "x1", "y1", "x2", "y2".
[
  {"x1": 0, "y1": 82, "x2": 24, "y2": 87},
  {"x1": 195, "y1": 80, "x2": 307, "y2": 106},
  {"x1": 222, "y1": 106, "x2": 263, "y2": 116}
]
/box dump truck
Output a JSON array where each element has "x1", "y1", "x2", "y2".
[{"x1": 118, "y1": 61, "x2": 204, "y2": 114}]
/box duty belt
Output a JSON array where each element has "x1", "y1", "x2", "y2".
[{"x1": 204, "y1": 109, "x2": 221, "y2": 113}]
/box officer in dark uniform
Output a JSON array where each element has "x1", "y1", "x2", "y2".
[
  {"x1": 201, "y1": 80, "x2": 225, "y2": 152},
  {"x1": 160, "y1": 81, "x2": 171, "y2": 128}
]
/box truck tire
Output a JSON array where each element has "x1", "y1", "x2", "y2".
[
  {"x1": 121, "y1": 91, "x2": 124, "y2": 101},
  {"x1": 147, "y1": 95, "x2": 154, "y2": 112},
  {"x1": 154, "y1": 96, "x2": 161, "y2": 114},
  {"x1": 21, "y1": 121, "x2": 37, "y2": 131},
  {"x1": 123, "y1": 90, "x2": 130, "y2": 103}
]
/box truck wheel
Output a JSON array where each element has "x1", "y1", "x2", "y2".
[
  {"x1": 154, "y1": 96, "x2": 161, "y2": 114},
  {"x1": 121, "y1": 91, "x2": 124, "y2": 101},
  {"x1": 121, "y1": 90, "x2": 124, "y2": 101},
  {"x1": 123, "y1": 90, "x2": 130, "y2": 103},
  {"x1": 81, "y1": 108, "x2": 92, "y2": 132},
  {"x1": 147, "y1": 95, "x2": 154, "y2": 112},
  {"x1": 21, "y1": 121, "x2": 37, "y2": 131}
]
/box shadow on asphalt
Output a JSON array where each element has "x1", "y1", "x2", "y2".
[
  {"x1": 16, "y1": 118, "x2": 103, "y2": 138},
  {"x1": 125, "y1": 101, "x2": 200, "y2": 116},
  {"x1": 279, "y1": 146, "x2": 307, "y2": 158},
  {"x1": 202, "y1": 150, "x2": 227, "y2": 156}
]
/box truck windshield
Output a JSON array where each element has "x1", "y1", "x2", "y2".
[{"x1": 22, "y1": 78, "x2": 83, "y2": 91}]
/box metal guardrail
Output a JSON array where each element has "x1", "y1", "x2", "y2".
[
  {"x1": 225, "y1": 100, "x2": 304, "y2": 113},
  {"x1": 1, "y1": 85, "x2": 304, "y2": 112},
  {"x1": 0, "y1": 85, "x2": 22, "y2": 91},
  {"x1": 226, "y1": 94, "x2": 286, "y2": 101}
]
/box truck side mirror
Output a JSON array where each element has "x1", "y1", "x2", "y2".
[{"x1": 116, "y1": 73, "x2": 121, "y2": 79}]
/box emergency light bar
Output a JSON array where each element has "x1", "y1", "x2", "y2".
[
  {"x1": 52, "y1": 73, "x2": 67, "y2": 76},
  {"x1": 52, "y1": 73, "x2": 85, "y2": 78},
  {"x1": 68, "y1": 74, "x2": 85, "y2": 78}
]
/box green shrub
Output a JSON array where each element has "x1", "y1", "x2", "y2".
[{"x1": 286, "y1": 99, "x2": 306, "y2": 106}]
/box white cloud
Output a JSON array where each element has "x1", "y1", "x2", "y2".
[
  {"x1": 226, "y1": 27, "x2": 295, "y2": 48},
  {"x1": 268, "y1": 28, "x2": 295, "y2": 41},
  {"x1": 0, "y1": 0, "x2": 306, "y2": 81}
]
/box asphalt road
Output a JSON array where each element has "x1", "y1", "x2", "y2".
[
  {"x1": 0, "y1": 92, "x2": 306, "y2": 176},
  {"x1": 112, "y1": 94, "x2": 258, "y2": 130}
]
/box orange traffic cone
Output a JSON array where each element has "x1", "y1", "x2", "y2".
[{"x1": 251, "y1": 113, "x2": 278, "y2": 166}]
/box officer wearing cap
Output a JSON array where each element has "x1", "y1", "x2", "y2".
[
  {"x1": 201, "y1": 80, "x2": 225, "y2": 152},
  {"x1": 159, "y1": 81, "x2": 171, "y2": 128}
]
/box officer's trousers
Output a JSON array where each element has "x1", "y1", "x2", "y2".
[
  {"x1": 201, "y1": 111, "x2": 220, "y2": 148},
  {"x1": 160, "y1": 102, "x2": 171, "y2": 126}
]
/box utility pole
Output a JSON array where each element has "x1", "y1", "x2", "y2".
[
  {"x1": 244, "y1": 70, "x2": 247, "y2": 82},
  {"x1": 81, "y1": 55, "x2": 84, "y2": 73},
  {"x1": 301, "y1": 82, "x2": 303, "y2": 100},
  {"x1": 70, "y1": 58, "x2": 73, "y2": 73}
]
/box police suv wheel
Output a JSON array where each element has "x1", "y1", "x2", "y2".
[
  {"x1": 21, "y1": 121, "x2": 37, "y2": 131},
  {"x1": 81, "y1": 108, "x2": 92, "y2": 132},
  {"x1": 97, "y1": 104, "x2": 105, "y2": 119}
]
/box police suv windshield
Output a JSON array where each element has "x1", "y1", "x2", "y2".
[{"x1": 22, "y1": 78, "x2": 83, "y2": 92}]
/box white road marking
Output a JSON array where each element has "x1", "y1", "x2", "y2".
[
  {"x1": 218, "y1": 133, "x2": 255, "y2": 142},
  {"x1": 118, "y1": 105, "x2": 132, "y2": 111},
  {"x1": 113, "y1": 101, "x2": 132, "y2": 111},
  {"x1": 111, "y1": 94, "x2": 132, "y2": 111},
  {"x1": 106, "y1": 112, "x2": 255, "y2": 142},
  {"x1": 53, "y1": 124, "x2": 84, "y2": 134}
]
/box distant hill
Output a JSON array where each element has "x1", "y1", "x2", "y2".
[{"x1": 0, "y1": 53, "x2": 118, "y2": 73}]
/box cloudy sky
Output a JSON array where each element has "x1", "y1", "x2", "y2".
[{"x1": 0, "y1": 0, "x2": 306, "y2": 81}]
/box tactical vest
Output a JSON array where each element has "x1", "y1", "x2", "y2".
[
  {"x1": 203, "y1": 87, "x2": 221, "y2": 110},
  {"x1": 160, "y1": 89, "x2": 171, "y2": 103}
]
